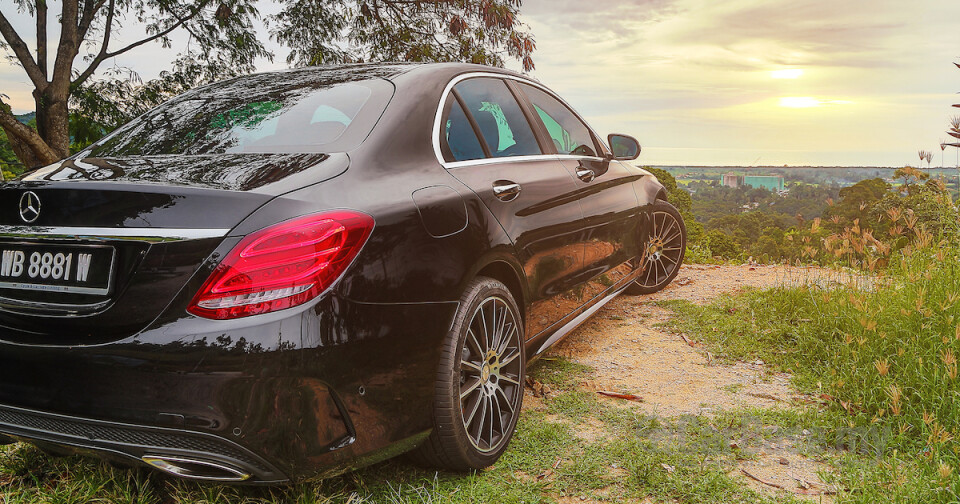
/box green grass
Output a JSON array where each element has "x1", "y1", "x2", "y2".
[{"x1": 662, "y1": 247, "x2": 960, "y2": 502}]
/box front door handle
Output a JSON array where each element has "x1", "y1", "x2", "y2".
[
  {"x1": 492, "y1": 181, "x2": 522, "y2": 201},
  {"x1": 576, "y1": 168, "x2": 596, "y2": 182}
]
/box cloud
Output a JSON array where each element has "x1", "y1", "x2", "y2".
[
  {"x1": 515, "y1": 0, "x2": 960, "y2": 166},
  {"x1": 520, "y1": 0, "x2": 679, "y2": 42},
  {"x1": 2, "y1": 0, "x2": 957, "y2": 166}
]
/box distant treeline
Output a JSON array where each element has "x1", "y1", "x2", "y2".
[{"x1": 646, "y1": 165, "x2": 959, "y2": 263}]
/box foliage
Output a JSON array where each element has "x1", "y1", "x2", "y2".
[
  {"x1": 271, "y1": 0, "x2": 535, "y2": 71},
  {"x1": 0, "y1": 0, "x2": 536, "y2": 168},
  {"x1": 947, "y1": 59, "x2": 959, "y2": 146},
  {"x1": 686, "y1": 169, "x2": 959, "y2": 264},
  {"x1": 0, "y1": 126, "x2": 20, "y2": 180},
  {"x1": 666, "y1": 244, "x2": 960, "y2": 501},
  {"x1": 690, "y1": 182, "x2": 838, "y2": 226},
  {"x1": 646, "y1": 167, "x2": 704, "y2": 245},
  {"x1": 823, "y1": 178, "x2": 890, "y2": 225},
  {"x1": 701, "y1": 230, "x2": 739, "y2": 259}
]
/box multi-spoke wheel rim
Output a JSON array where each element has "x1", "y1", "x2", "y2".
[
  {"x1": 458, "y1": 296, "x2": 523, "y2": 453},
  {"x1": 639, "y1": 210, "x2": 684, "y2": 288}
]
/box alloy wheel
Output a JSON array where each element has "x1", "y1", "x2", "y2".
[
  {"x1": 458, "y1": 296, "x2": 523, "y2": 453},
  {"x1": 639, "y1": 210, "x2": 684, "y2": 288}
]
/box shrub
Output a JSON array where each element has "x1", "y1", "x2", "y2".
[
  {"x1": 703, "y1": 230, "x2": 739, "y2": 259},
  {"x1": 670, "y1": 243, "x2": 960, "y2": 498}
]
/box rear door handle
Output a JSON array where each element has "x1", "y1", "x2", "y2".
[
  {"x1": 492, "y1": 181, "x2": 522, "y2": 201},
  {"x1": 576, "y1": 168, "x2": 596, "y2": 182}
]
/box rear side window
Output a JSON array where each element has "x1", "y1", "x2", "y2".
[
  {"x1": 453, "y1": 78, "x2": 541, "y2": 159},
  {"x1": 518, "y1": 83, "x2": 598, "y2": 157},
  {"x1": 443, "y1": 98, "x2": 486, "y2": 162}
]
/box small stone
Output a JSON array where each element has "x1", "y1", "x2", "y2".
[
  {"x1": 729, "y1": 440, "x2": 739, "y2": 449},
  {"x1": 802, "y1": 429, "x2": 811, "y2": 436},
  {"x1": 779, "y1": 457, "x2": 789, "y2": 466}
]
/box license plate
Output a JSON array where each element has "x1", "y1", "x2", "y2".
[{"x1": 0, "y1": 244, "x2": 115, "y2": 295}]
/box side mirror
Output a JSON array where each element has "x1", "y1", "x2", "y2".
[{"x1": 607, "y1": 134, "x2": 641, "y2": 161}]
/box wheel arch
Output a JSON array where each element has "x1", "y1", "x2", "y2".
[
  {"x1": 633, "y1": 172, "x2": 668, "y2": 206},
  {"x1": 473, "y1": 259, "x2": 526, "y2": 324}
]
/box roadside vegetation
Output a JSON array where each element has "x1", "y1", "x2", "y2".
[
  {"x1": 666, "y1": 190, "x2": 960, "y2": 502},
  {"x1": 673, "y1": 164, "x2": 960, "y2": 265}
]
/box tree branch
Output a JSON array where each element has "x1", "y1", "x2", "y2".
[
  {"x1": 0, "y1": 10, "x2": 47, "y2": 89},
  {"x1": 0, "y1": 105, "x2": 59, "y2": 166},
  {"x1": 50, "y1": 0, "x2": 80, "y2": 92},
  {"x1": 72, "y1": 0, "x2": 114, "y2": 89},
  {"x1": 36, "y1": 0, "x2": 47, "y2": 79},
  {"x1": 72, "y1": 0, "x2": 210, "y2": 88},
  {"x1": 77, "y1": 0, "x2": 109, "y2": 41},
  {"x1": 105, "y1": 0, "x2": 211, "y2": 59}
]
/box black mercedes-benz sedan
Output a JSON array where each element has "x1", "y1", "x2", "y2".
[{"x1": 0, "y1": 63, "x2": 686, "y2": 483}]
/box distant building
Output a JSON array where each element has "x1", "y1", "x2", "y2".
[
  {"x1": 720, "y1": 173, "x2": 786, "y2": 192},
  {"x1": 722, "y1": 173, "x2": 743, "y2": 188},
  {"x1": 743, "y1": 175, "x2": 785, "y2": 192}
]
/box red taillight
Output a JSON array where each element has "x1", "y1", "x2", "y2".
[{"x1": 187, "y1": 211, "x2": 374, "y2": 320}]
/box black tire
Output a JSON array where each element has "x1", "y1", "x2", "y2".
[
  {"x1": 625, "y1": 200, "x2": 686, "y2": 295},
  {"x1": 410, "y1": 277, "x2": 525, "y2": 471}
]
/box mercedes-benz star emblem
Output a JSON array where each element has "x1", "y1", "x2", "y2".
[{"x1": 19, "y1": 191, "x2": 41, "y2": 223}]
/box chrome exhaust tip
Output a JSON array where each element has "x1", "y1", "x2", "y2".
[{"x1": 142, "y1": 455, "x2": 252, "y2": 482}]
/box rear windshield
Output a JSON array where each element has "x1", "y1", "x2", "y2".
[{"x1": 87, "y1": 77, "x2": 394, "y2": 156}]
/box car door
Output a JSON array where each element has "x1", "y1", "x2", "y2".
[
  {"x1": 514, "y1": 82, "x2": 643, "y2": 304},
  {"x1": 438, "y1": 76, "x2": 587, "y2": 340}
]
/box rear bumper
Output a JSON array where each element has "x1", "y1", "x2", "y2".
[
  {"x1": 0, "y1": 403, "x2": 287, "y2": 482},
  {"x1": 0, "y1": 295, "x2": 457, "y2": 482}
]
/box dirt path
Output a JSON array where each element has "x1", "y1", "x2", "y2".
[{"x1": 535, "y1": 264, "x2": 841, "y2": 501}]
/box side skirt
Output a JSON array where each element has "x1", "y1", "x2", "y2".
[{"x1": 524, "y1": 261, "x2": 642, "y2": 362}]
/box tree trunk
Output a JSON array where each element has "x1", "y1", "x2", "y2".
[
  {"x1": 34, "y1": 86, "x2": 71, "y2": 160},
  {"x1": 1, "y1": 124, "x2": 48, "y2": 169},
  {"x1": 0, "y1": 105, "x2": 61, "y2": 168}
]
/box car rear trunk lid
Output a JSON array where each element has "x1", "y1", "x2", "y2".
[{"x1": 0, "y1": 153, "x2": 346, "y2": 344}]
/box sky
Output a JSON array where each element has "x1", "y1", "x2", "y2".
[{"x1": 2, "y1": 0, "x2": 959, "y2": 167}]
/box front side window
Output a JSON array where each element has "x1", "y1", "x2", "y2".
[
  {"x1": 518, "y1": 83, "x2": 598, "y2": 157},
  {"x1": 453, "y1": 78, "x2": 541, "y2": 158}
]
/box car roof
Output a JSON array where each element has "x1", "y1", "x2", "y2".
[{"x1": 172, "y1": 63, "x2": 528, "y2": 104}]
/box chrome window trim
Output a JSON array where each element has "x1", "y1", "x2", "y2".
[
  {"x1": 441, "y1": 154, "x2": 609, "y2": 170},
  {"x1": 0, "y1": 226, "x2": 230, "y2": 243},
  {"x1": 432, "y1": 72, "x2": 612, "y2": 169}
]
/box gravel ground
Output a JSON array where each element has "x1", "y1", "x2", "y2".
[{"x1": 530, "y1": 263, "x2": 842, "y2": 501}]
